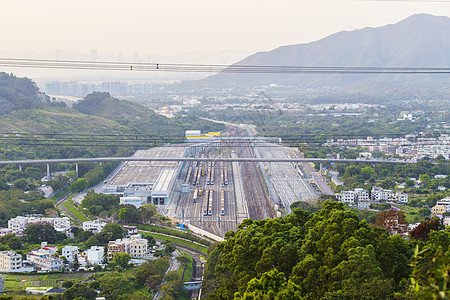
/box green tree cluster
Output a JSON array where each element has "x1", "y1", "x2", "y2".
[{"x1": 203, "y1": 201, "x2": 413, "y2": 299}]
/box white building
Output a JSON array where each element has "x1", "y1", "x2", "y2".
[
  {"x1": 128, "y1": 234, "x2": 148, "y2": 258},
  {"x1": 123, "y1": 225, "x2": 138, "y2": 236},
  {"x1": 8, "y1": 216, "x2": 71, "y2": 234},
  {"x1": 83, "y1": 220, "x2": 106, "y2": 234},
  {"x1": 62, "y1": 246, "x2": 79, "y2": 263},
  {"x1": 86, "y1": 246, "x2": 104, "y2": 266},
  {"x1": 336, "y1": 191, "x2": 357, "y2": 204},
  {"x1": 336, "y1": 188, "x2": 369, "y2": 204},
  {"x1": 120, "y1": 196, "x2": 147, "y2": 208},
  {"x1": 151, "y1": 169, "x2": 177, "y2": 205},
  {"x1": 354, "y1": 188, "x2": 369, "y2": 201},
  {"x1": 436, "y1": 197, "x2": 450, "y2": 212},
  {"x1": 394, "y1": 192, "x2": 409, "y2": 204},
  {"x1": 0, "y1": 250, "x2": 22, "y2": 272},
  {"x1": 0, "y1": 228, "x2": 14, "y2": 237},
  {"x1": 26, "y1": 242, "x2": 63, "y2": 272},
  {"x1": 371, "y1": 186, "x2": 394, "y2": 202}
]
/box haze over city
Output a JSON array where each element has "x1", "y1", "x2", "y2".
[{"x1": 2, "y1": 0, "x2": 450, "y2": 56}]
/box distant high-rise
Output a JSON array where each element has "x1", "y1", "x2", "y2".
[{"x1": 90, "y1": 49, "x2": 97, "y2": 62}]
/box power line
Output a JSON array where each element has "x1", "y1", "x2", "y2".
[{"x1": 1, "y1": 57, "x2": 450, "y2": 74}]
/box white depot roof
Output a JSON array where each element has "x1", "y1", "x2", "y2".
[
  {"x1": 108, "y1": 146, "x2": 184, "y2": 186},
  {"x1": 153, "y1": 169, "x2": 176, "y2": 193},
  {"x1": 185, "y1": 130, "x2": 201, "y2": 136}
]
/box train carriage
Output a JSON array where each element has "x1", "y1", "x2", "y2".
[
  {"x1": 220, "y1": 189, "x2": 225, "y2": 215},
  {"x1": 208, "y1": 190, "x2": 213, "y2": 216},
  {"x1": 203, "y1": 190, "x2": 209, "y2": 216}
]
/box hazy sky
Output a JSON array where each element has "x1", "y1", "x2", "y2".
[{"x1": 1, "y1": 0, "x2": 450, "y2": 56}]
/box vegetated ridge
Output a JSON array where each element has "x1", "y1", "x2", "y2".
[
  {"x1": 201, "y1": 14, "x2": 450, "y2": 93},
  {"x1": 0, "y1": 72, "x2": 47, "y2": 113}
]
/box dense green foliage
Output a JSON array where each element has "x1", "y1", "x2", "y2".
[
  {"x1": 203, "y1": 201, "x2": 450, "y2": 299},
  {"x1": 0, "y1": 72, "x2": 44, "y2": 112}
]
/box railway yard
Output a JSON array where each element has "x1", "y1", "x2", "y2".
[
  {"x1": 107, "y1": 125, "x2": 327, "y2": 237},
  {"x1": 166, "y1": 125, "x2": 322, "y2": 237},
  {"x1": 254, "y1": 143, "x2": 319, "y2": 214}
]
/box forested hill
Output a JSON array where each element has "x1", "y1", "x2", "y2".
[
  {"x1": 203, "y1": 201, "x2": 450, "y2": 299},
  {"x1": 72, "y1": 92, "x2": 152, "y2": 123},
  {"x1": 0, "y1": 72, "x2": 46, "y2": 113}
]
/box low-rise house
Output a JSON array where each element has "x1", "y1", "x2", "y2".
[
  {"x1": 336, "y1": 188, "x2": 370, "y2": 207},
  {"x1": 371, "y1": 186, "x2": 393, "y2": 202},
  {"x1": 128, "y1": 234, "x2": 148, "y2": 258},
  {"x1": 27, "y1": 242, "x2": 63, "y2": 272},
  {"x1": 431, "y1": 205, "x2": 447, "y2": 216},
  {"x1": 83, "y1": 220, "x2": 106, "y2": 234},
  {"x1": 443, "y1": 217, "x2": 450, "y2": 227},
  {"x1": 336, "y1": 191, "x2": 357, "y2": 204},
  {"x1": 0, "y1": 228, "x2": 14, "y2": 237},
  {"x1": 8, "y1": 216, "x2": 70, "y2": 235},
  {"x1": 85, "y1": 246, "x2": 104, "y2": 266},
  {"x1": 107, "y1": 240, "x2": 130, "y2": 261},
  {"x1": 436, "y1": 197, "x2": 450, "y2": 211},
  {"x1": 123, "y1": 225, "x2": 138, "y2": 236},
  {"x1": 394, "y1": 192, "x2": 408, "y2": 204},
  {"x1": 107, "y1": 234, "x2": 149, "y2": 260},
  {"x1": 62, "y1": 246, "x2": 79, "y2": 263},
  {"x1": 0, "y1": 250, "x2": 22, "y2": 272},
  {"x1": 357, "y1": 199, "x2": 371, "y2": 210}
]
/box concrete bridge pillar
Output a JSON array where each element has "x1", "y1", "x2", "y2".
[
  {"x1": 46, "y1": 163, "x2": 50, "y2": 177},
  {"x1": 75, "y1": 162, "x2": 79, "y2": 178},
  {"x1": 18, "y1": 165, "x2": 22, "y2": 172},
  {"x1": 319, "y1": 163, "x2": 323, "y2": 175}
]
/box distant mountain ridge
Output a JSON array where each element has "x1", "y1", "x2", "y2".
[{"x1": 201, "y1": 14, "x2": 450, "y2": 91}]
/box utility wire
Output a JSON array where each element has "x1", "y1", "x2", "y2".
[{"x1": 1, "y1": 57, "x2": 450, "y2": 74}]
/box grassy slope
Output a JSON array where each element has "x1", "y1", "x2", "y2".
[{"x1": 140, "y1": 231, "x2": 208, "y2": 255}]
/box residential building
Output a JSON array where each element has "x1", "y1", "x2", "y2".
[
  {"x1": 336, "y1": 191, "x2": 357, "y2": 204},
  {"x1": 107, "y1": 234, "x2": 149, "y2": 259},
  {"x1": 431, "y1": 205, "x2": 447, "y2": 216},
  {"x1": 8, "y1": 216, "x2": 70, "y2": 234},
  {"x1": 357, "y1": 200, "x2": 371, "y2": 210},
  {"x1": 85, "y1": 246, "x2": 104, "y2": 266},
  {"x1": 0, "y1": 250, "x2": 22, "y2": 272},
  {"x1": 436, "y1": 197, "x2": 450, "y2": 212},
  {"x1": 0, "y1": 228, "x2": 14, "y2": 237},
  {"x1": 107, "y1": 239, "x2": 130, "y2": 261},
  {"x1": 27, "y1": 243, "x2": 63, "y2": 272},
  {"x1": 62, "y1": 246, "x2": 79, "y2": 263},
  {"x1": 128, "y1": 234, "x2": 148, "y2": 258},
  {"x1": 123, "y1": 225, "x2": 138, "y2": 236},
  {"x1": 336, "y1": 188, "x2": 370, "y2": 206},
  {"x1": 443, "y1": 217, "x2": 450, "y2": 227},
  {"x1": 394, "y1": 192, "x2": 409, "y2": 204},
  {"x1": 371, "y1": 186, "x2": 393, "y2": 202},
  {"x1": 83, "y1": 220, "x2": 106, "y2": 234},
  {"x1": 354, "y1": 188, "x2": 369, "y2": 201}
]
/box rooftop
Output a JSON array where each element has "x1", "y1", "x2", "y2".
[{"x1": 107, "y1": 147, "x2": 184, "y2": 186}]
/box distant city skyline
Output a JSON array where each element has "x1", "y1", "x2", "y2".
[{"x1": 1, "y1": 0, "x2": 449, "y2": 56}]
